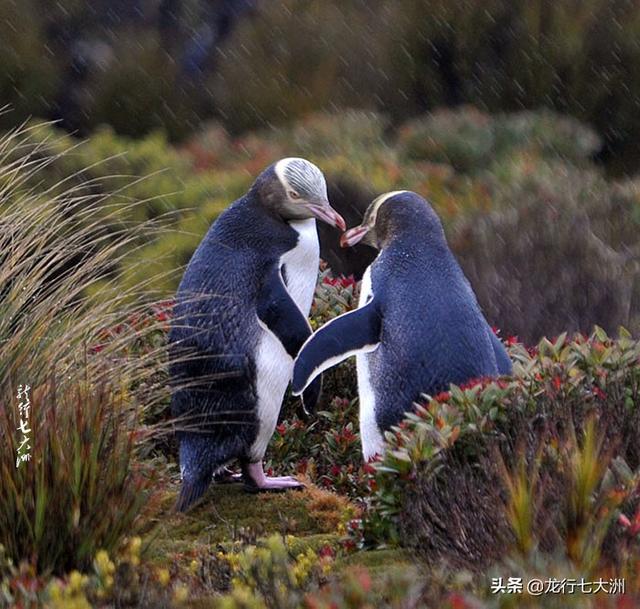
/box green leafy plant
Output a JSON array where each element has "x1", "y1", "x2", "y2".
[{"x1": 217, "y1": 535, "x2": 332, "y2": 609}]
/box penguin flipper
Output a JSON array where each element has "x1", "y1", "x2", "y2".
[
  {"x1": 301, "y1": 375, "x2": 322, "y2": 415},
  {"x1": 257, "y1": 264, "x2": 313, "y2": 358},
  {"x1": 490, "y1": 329, "x2": 513, "y2": 375},
  {"x1": 292, "y1": 301, "x2": 381, "y2": 395}
]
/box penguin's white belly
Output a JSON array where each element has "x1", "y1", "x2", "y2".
[
  {"x1": 250, "y1": 219, "x2": 319, "y2": 461},
  {"x1": 356, "y1": 266, "x2": 384, "y2": 460}
]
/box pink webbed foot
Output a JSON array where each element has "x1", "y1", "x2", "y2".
[{"x1": 242, "y1": 462, "x2": 305, "y2": 493}]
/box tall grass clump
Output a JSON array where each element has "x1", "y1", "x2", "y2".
[{"x1": 0, "y1": 122, "x2": 172, "y2": 575}]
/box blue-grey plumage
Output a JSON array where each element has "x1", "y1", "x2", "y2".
[
  {"x1": 292, "y1": 191, "x2": 512, "y2": 459},
  {"x1": 170, "y1": 158, "x2": 345, "y2": 511}
]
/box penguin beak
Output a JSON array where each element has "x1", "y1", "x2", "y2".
[
  {"x1": 305, "y1": 199, "x2": 346, "y2": 231},
  {"x1": 340, "y1": 225, "x2": 369, "y2": 248}
]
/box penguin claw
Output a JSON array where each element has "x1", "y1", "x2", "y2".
[{"x1": 213, "y1": 466, "x2": 243, "y2": 484}]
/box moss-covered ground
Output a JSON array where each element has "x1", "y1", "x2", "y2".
[{"x1": 141, "y1": 476, "x2": 412, "y2": 600}]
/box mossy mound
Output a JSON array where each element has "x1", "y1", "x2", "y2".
[{"x1": 144, "y1": 481, "x2": 353, "y2": 565}]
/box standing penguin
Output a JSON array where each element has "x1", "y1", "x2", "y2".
[
  {"x1": 292, "y1": 191, "x2": 511, "y2": 460},
  {"x1": 170, "y1": 158, "x2": 345, "y2": 511}
]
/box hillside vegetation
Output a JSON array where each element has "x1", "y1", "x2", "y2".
[{"x1": 0, "y1": 109, "x2": 639, "y2": 607}]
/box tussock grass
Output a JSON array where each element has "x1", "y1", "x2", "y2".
[{"x1": 0, "y1": 123, "x2": 175, "y2": 574}]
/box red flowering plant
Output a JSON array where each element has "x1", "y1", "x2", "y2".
[
  {"x1": 363, "y1": 328, "x2": 640, "y2": 582},
  {"x1": 268, "y1": 397, "x2": 374, "y2": 501},
  {"x1": 310, "y1": 267, "x2": 359, "y2": 329},
  {"x1": 89, "y1": 299, "x2": 175, "y2": 357}
]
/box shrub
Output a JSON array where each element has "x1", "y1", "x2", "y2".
[
  {"x1": 0, "y1": 3, "x2": 59, "y2": 133},
  {"x1": 5, "y1": 0, "x2": 640, "y2": 172},
  {"x1": 0, "y1": 121, "x2": 250, "y2": 295},
  {"x1": 0, "y1": 125, "x2": 167, "y2": 575},
  {"x1": 213, "y1": 0, "x2": 640, "y2": 169},
  {"x1": 304, "y1": 566, "x2": 427, "y2": 609},
  {"x1": 270, "y1": 272, "x2": 367, "y2": 500},
  {"x1": 452, "y1": 164, "x2": 640, "y2": 342},
  {"x1": 211, "y1": 2, "x2": 392, "y2": 134},
  {"x1": 366, "y1": 329, "x2": 640, "y2": 578},
  {"x1": 398, "y1": 107, "x2": 600, "y2": 172},
  {"x1": 217, "y1": 535, "x2": 332, "y2": 609}
]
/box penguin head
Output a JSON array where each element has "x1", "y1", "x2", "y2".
[
  {"x1": 253, "y1": 158, "x2": 346, "y2": 230},
  {"x1": 340, "y1": 190, "x2": 444, "y2": 249}
]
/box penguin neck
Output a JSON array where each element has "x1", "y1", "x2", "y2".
[
  {"x1": 380, "y1": 229, "x2": 450, "y2": 261},
  {"x1": 227, "y1": 196, "x2": 299, "y2": 250},
  {"x1": 287, "y1": 217, "x2": 317, "y2": 234}
]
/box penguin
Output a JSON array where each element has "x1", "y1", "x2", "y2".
[
  {"x1": 291, "y1": 191, "x2": 512, "y2": 460},
  {"x1": 169, "y1": 158, "x2": 346, "y2": 511}
]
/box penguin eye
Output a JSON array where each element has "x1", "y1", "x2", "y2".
[{"x1": 289, "y1": 190, "x2": 301, "y2": 200}]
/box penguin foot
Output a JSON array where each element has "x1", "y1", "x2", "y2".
[{"x1": 241, "y1": 462, "x2": 304, "y2": 493}]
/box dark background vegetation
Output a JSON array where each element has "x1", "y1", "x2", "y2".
[
  {"x1": 3, "y1": 0, "x2": 640, "y2": 343},
  {"x1": 4, "y1": 0, "x2": 640, "y2": 174}
]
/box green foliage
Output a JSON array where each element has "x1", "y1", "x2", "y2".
[
  {"x1": 218, "y1": 535, "x2": 331, "y2": 609},
  {"x1": 10, "y1": 107, "x2": 640, "y2": 343},
  {"x1": 398, "y1": 107, "x2": 600, "y2": 172},
  {"x1": 0, "y1": 2, "x2": 58, "y2": 130},
  {"x1": 89, "y1": 34, "x2": 198, "y2": 142},
  {"x1": 212, "y1": 0, "x2": 640, "y2": 169},
  {"x1": 188, "y1": 108, "x2": 640, "y2": 341},
  {"x1": 211, "y1": 2, "x2": 391, "y2": 134},
  {"x1": 304, "y1": 567, "x2": 426, "y2": 609},
  {"x1": 268, "y1": 398, "x2": 370, "y2": 501},
  {"x1": 4, "y1": 0, "x2": 640, "y2": 173},
  {"x1": 1, "y1": 381, "x2": 151, "y2": 575},
  {"x1": 268, "y1": 274, "x2": 367, "y2": 499},
  {"x1": 0, "y1": 121, "x2": 249, "y2": 295}
]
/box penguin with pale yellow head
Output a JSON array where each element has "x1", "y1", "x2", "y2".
[
  {"x1": 170, "y1": 158, "x2": 345, "y2": 511},
  {"x1": 293, "y1": 190, "x2": 511, "y2": 460}
]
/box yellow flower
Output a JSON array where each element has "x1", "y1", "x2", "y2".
[
  {"x1": 68, "y1": 570, "x2": 87, "y2": 592},
  {"x1": 94, "y1": 550, "x2": 115, "y2": 576},
  {"x1": 48, "y1": 581, "x2": 62, "y2": 601},
  {"x1": 129, "y1": 536, "x2": 142, "y2": 556},
  {"x1": 156, "y1": 567, "x2": 171, "y2": 587},
  {"x1": 189, "y1": 559, "x2": 199, "y2": 574}
]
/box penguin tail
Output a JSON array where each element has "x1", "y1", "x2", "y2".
[
  {"x1": 175, "y1": 476, "x2": 211, "y2": 512},
  {"x1": 176, "y1": 436, "x2": 216, "y2": 512}
]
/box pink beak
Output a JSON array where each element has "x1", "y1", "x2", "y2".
[
  {"x1": 340, "y1": 225, "x2": 369, "y2": 248},
  {"x1": 306, "y1": 202, "x2": 346, "y2": 231}
]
